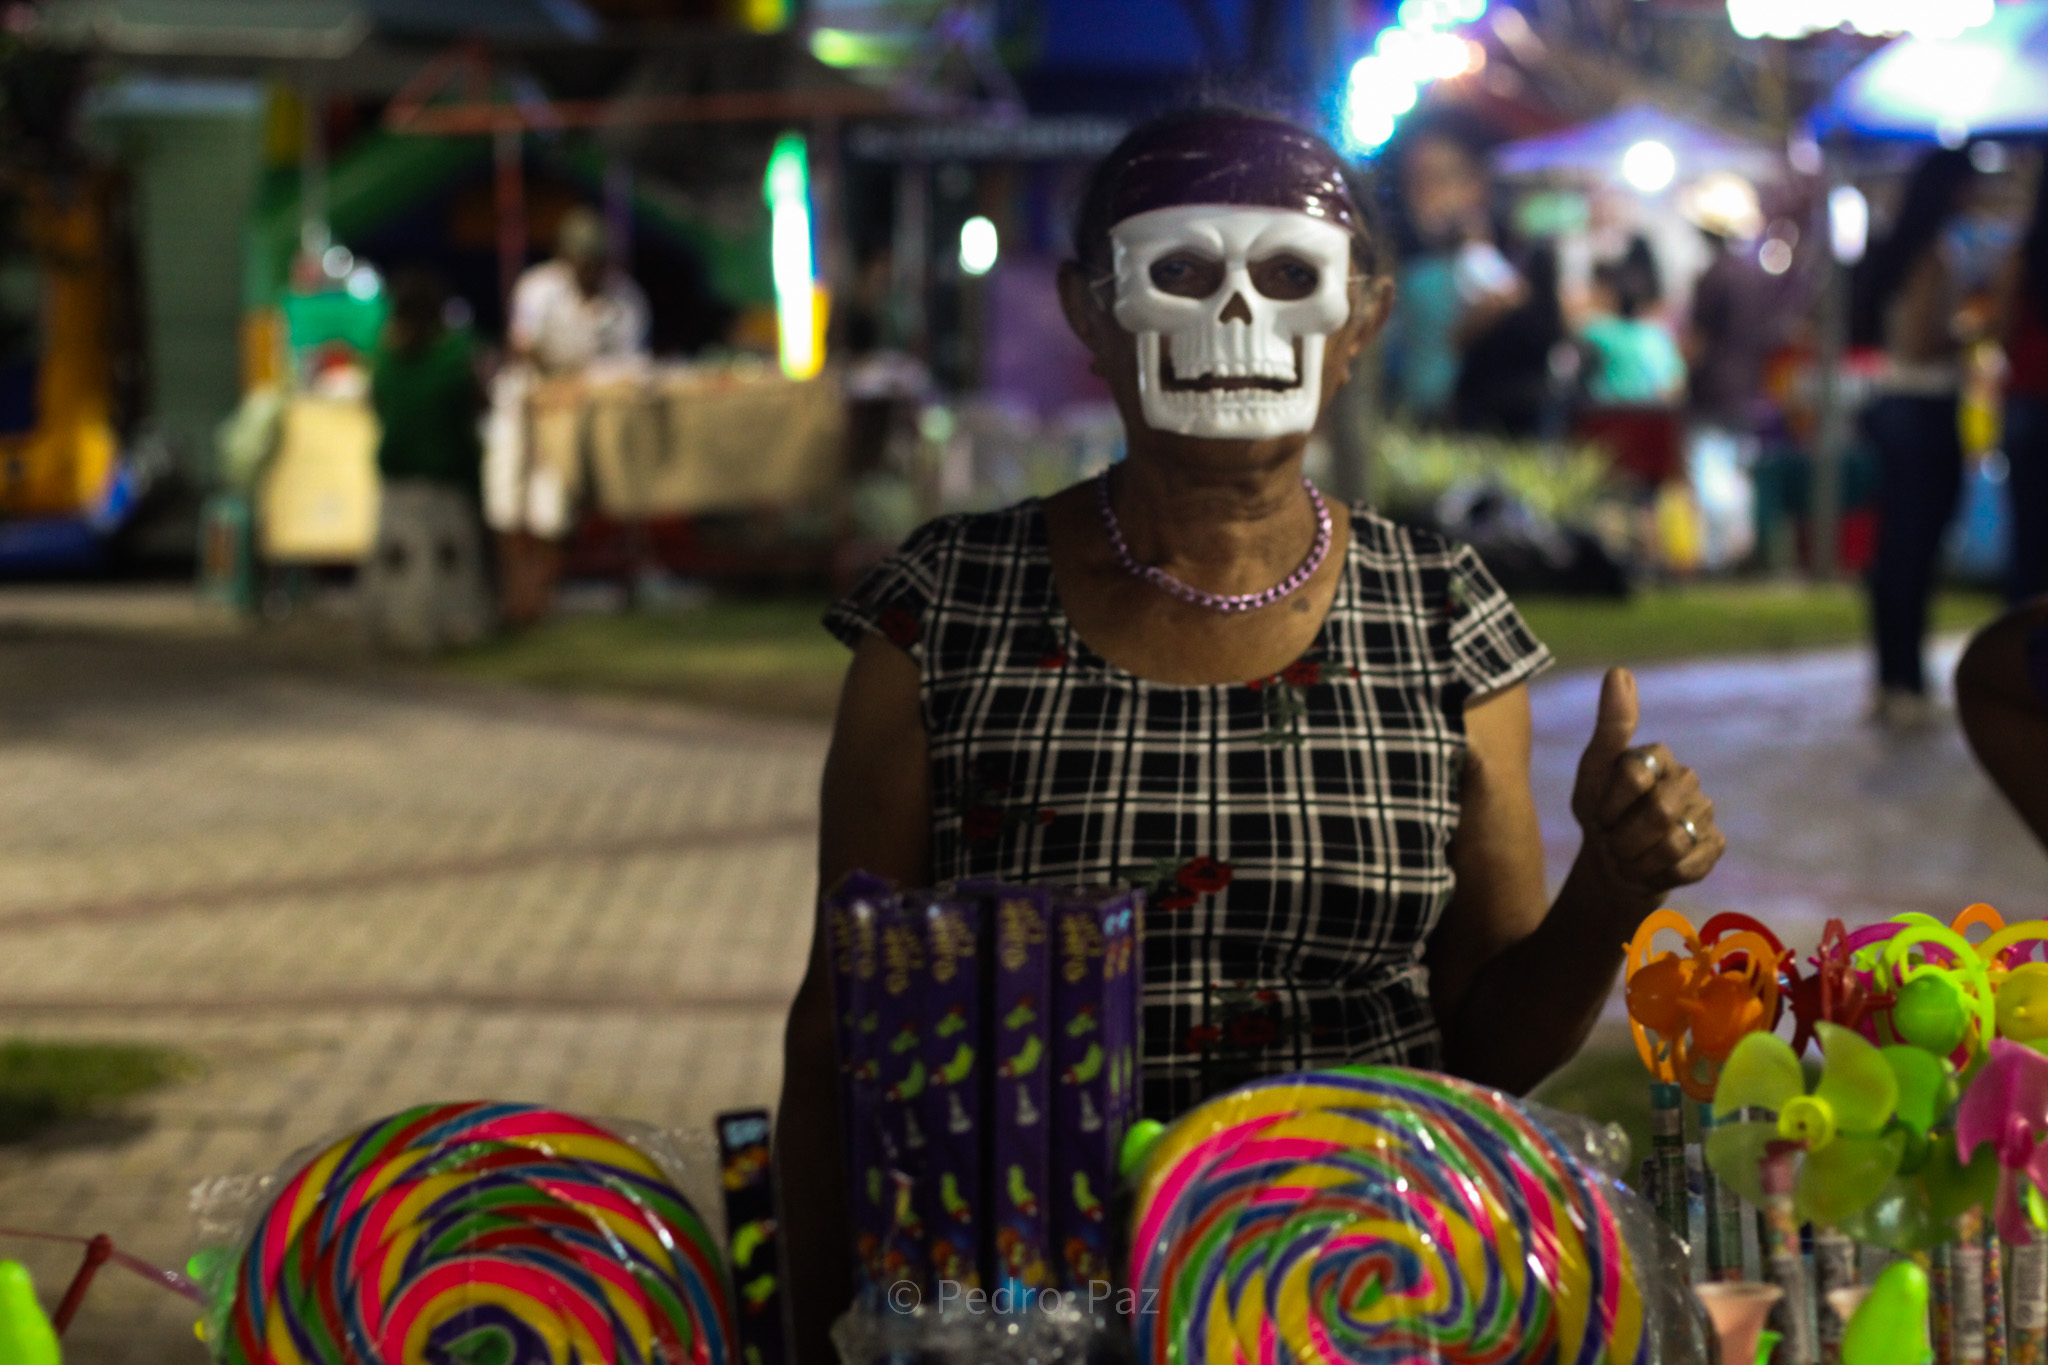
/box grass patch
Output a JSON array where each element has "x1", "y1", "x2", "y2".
[
  {"x1": 1521, "y1": 582, "x2": 2000, "y2": 673},
  {"x1": 437, "y1": 582, "x2": 2005, "y2": 720},
  {"x1": 441, "y1": 598, "x2": 847, "y2": 719},
  {"x1": 0, "y1": 1040, "x2": 197, "y2": 1144}
]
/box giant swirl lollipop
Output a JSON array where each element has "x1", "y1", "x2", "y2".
[
  {"x1": 1127, "y1": 1067, "x2": 1647, "y2": 1365},
  {"x1": 218, "y1": 1102, "x2": 733, "y2": 1365}
]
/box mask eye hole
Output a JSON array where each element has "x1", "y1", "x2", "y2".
[
  {"x1": 1250, "y1": 253, "x2": 1320, "y2": 301},
  {"x1": 1149, "y1": 252, "x2": 1225, "y2": 299}
]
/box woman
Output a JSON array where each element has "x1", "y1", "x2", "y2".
[
  {"x1": 1857, "y1": 148, "x2": 1980, "y2": 727},
  {"x1": 1580, "y1": 239, "x2": 1685, "y2": 406},
  {"x1": 776, "y1": 110, "x2": 1725, "y2": 1353},
  {"x1": 1998, "y1": 165, "x2": 2048, "y2": 605}
]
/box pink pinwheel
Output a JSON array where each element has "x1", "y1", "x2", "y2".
[{"x1": 1956, "y1": 1038, "x2": 2048, "y2": 1243}]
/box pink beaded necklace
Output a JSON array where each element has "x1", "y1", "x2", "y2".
[{"x1": 1096, "y1": 467, "x2": 1333, "y2": 615}]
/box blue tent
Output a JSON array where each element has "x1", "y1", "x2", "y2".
[
  {"x1": 1494, "y1": 103, "x2": 1780, "y2": 181},
  {"x1": 1809, "y1": 2, "x2": 2048, "y2": 142}
]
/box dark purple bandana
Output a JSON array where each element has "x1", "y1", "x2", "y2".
[{"x1": 1099, "y1": 111, "x2": 1362, "y2": 233}]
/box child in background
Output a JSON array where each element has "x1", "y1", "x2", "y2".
[{"x1": 363, "y1": 268, "x2": 493, "y2": 653}]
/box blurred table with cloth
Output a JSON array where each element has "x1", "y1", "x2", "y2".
[{"x1": 525, "y1": 363, "x2": 846, "y2": 519}]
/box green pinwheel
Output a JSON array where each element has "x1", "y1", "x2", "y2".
[{"x1": 1709, "y1": 1021, "x2": 1908, "y2": 1226}]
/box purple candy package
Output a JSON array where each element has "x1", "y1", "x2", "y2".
[
  {"x1": 1050, "y1": 887, "x2": 1119, "y2": 1291},
  {"x1": 915, "y1": 889, "x2": 985, "y2": 1291},
  {"x1": 825, "y1": 873, "x2": 891, "y2": 1294},
  {"x1": 874, "y1": 893, "x2": 932, "y2": 1291},
  {"x1": 986, "y1": 883, "x2": 1054, "y2": 1291}
]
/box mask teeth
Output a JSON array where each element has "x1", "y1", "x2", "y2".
[{"x1": 1167, "y1": 321, "x2": 1297, "y2": 383}]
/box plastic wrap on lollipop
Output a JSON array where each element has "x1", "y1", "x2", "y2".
[
  {"x1": 187, "y1": 1102, "x2": 732, "y2": 1365},
  {"x1": 1123, "y1": 1066, "x2": 1705, "y2": 1365}
]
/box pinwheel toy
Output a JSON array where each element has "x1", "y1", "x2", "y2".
[
  {"x1": 1709, "y1": 1021, "x2": 1907, "y2": 1227},
  {"x1": 1956, "y1": 1038, "x2": 2048, "y2": 1244}
]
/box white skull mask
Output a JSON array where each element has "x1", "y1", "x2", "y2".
[{"x1": 1109, "y1": 204, "x2": 1355, "y2": 439}]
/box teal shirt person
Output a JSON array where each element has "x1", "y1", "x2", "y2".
[
  {"x1": 371, "y1": 328, "x2": 483, "y2": 501},
  {"x1": 1391, "y1": 255, "x2": 1461, "y2": 421},
  {"x1": 1580, "y1": 315, "x2": 1685, "y2": 405}
]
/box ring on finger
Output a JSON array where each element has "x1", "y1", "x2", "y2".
[
  {"x1": 1638, "y1": 751, "x2": 1660, "y2": 778},
  {"x1": 1680, "y1": 817, "x2": 1699, "y2": 848}
]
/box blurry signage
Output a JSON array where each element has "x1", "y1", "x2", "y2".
[{"x1": 849, "y1": 117, "x2": 1128, "y2": 162}]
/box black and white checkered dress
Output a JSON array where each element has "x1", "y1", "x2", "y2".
[{"x1": 825, "y1": 499, "x2": 1551, "y2": 1121}]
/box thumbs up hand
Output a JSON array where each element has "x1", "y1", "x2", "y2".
[{"x1": 1570, "y1": 667, "x2": 1724, "y2": 904}]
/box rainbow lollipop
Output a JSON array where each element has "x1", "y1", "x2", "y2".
[
  {"x1": 217, "y1": 1102, "x2": 733, "y2": 1365},
  {"x1": 1126, "y1": 1067, "x2": 1647, "y2": 1365}
]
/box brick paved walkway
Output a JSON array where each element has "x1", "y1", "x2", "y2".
[
  {"x1": 0, "y1": 588, "x2": 2038, "y2": 1362},
  {"x1": 0, "y1": 594, "x2": 824, "y2": 1362}
]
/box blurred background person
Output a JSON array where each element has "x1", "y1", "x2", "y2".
[
  {"x1": 1999, "y1": 162, "x2": 2048, "y2": 606},
  {"x1": 1855, "y1": 148, "x2": 1980, "y2": 726},
  {"x1": 1682, "y1": 175, "x2": 1771, "y2": 571},
  {"x1": 364, "y1": 268, "x2": 491, "y2": 653},
  {"x1": 1454, "y1": 240, "x2": 1566, "y2": 438},
  {"x1": 484, "y1": 206, "x2": 650, "y2": 626},
  {"x1": 1578, "y1": 237, "x2": 1684, "y2": 406},
  {"x1": 1385, "y1": 118, "x2": 1515, "y2": 427}
]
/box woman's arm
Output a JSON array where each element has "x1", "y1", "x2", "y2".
[
  {"x1": 1428, "y1": 668, "x2": 1725, "y2": 1094},
  {"x1": 1957, "y1": 600, "x2": 2048, "y2": 850},
  {"x1": 777, "y1": 634, "x2": 931, "y2": 1364}
]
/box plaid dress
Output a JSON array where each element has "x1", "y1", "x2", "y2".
[{"x1": 825, "y1": 500, "x2": 1551, "y2": 1120}]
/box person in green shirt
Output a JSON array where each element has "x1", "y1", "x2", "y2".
[
  {"x1": 363, "y1": 269, "x2": 492, "y2": 651},
  {"x1": 1579, "y1": 247, "x2": 1685, "y2": 406},
  {"x1": 372, "y1": 270, "x2": 483, "y2": 500}
]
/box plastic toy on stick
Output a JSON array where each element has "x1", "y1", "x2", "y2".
[
  {"x1": 1627, "y1": 910, "x2": 1787, "y2": 1101},
  {"x1": 1708, "y1": 1022, "x2": 1907, "y2": 1226},
  {"x1": 0, "y1": 1261, "x2": 60, "y2": 1365},
  {"x1": 1956, "y1": 1038, "x2": 2048, "y2": 1244}
]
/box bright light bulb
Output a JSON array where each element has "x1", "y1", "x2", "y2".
[
  {"x1": 1759, "y1": 239, "x2": 1794, "y2": 275},
  {"x1": 1348, "y1": 55, "x2": 1418, "y2": 115},
  {"x1": 1346, "y1": 104, "x2": 1397, "y2": 153},
  {"x1": 959, "y1": 216, "x2": 998, "y2": 276},
  {"x1": 1829, "y1": 185, "x2": 1868, "y2": 266},
  {"x1": 345, "y1": 265, "x2": 380, "y2": 301},
  {"x1": 1620, "y1": 140, "x2": 1676, "y2": 193},
  {"x1": 1420, "y1": 30, "x2": 1472, "y2": 77}
]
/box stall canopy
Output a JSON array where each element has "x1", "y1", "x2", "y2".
[
  {"x1": 1494, "y1": 102, "x2": 1781, "y2": 182},
  {"x1": 1807, "y1": 1, "x2": 2048, "y2": 142},
  {"x1": 38, "y1": 0, "x2": 600, "y2": 58}
]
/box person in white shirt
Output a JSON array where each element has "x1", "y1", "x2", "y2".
[{"x1": 484, "y1": 206, "x2": 650, "y2": 623}]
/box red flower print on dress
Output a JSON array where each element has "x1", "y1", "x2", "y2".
[
  {"x1": 1175, "y1": 857, "x2": 1234, "y2": 895},
  {"x1": 962, "y1": 805, "x2": 1004, "y2": 844},
  {"x1": 1155, "y1": 889, "x2": 1197, "y2": 912},
  {"x1": 1037, "y1": 648, "x2": 1069, "y2": 670},
  {"x1": 878, "y1": 606, "x2": 921, "y2": 648},
  {"x1": 1246, "y1": 675, "x2": 1269, "y2": 692},
  {"x1": 1181, "y1": 1024, "x2": 1222, "y2": 1053},
  {"x1": 1281, "y1": 660, "x2": 1321, "y2": 687}
]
